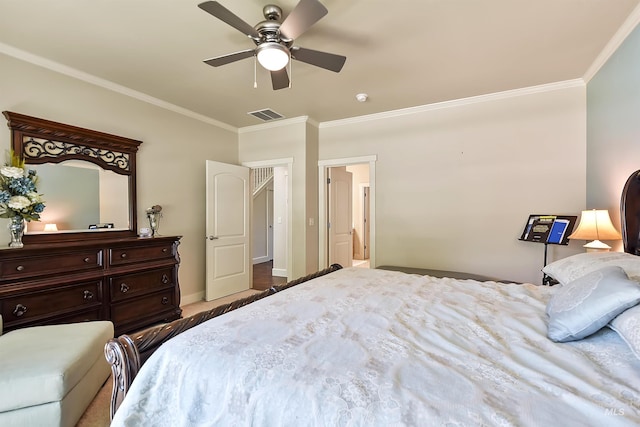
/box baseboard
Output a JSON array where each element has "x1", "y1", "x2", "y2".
[
  {"x1": 181, "y1": 291, "x2": 205, "y2": 306},
  {"x1": 272, "y1": 268, "x2": 287, "y2": 277},
  {"x1": 253, "y1": 256, "x2": 270, "y2": 265}
]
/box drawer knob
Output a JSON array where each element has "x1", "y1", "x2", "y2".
[
  {"x1": 16, "y1": 265, "x2": 25, "y2": 272},
  {"x1": 83, "y1": 257, "x2": 91, "y2": 263},
  {"x1": 161, "y1": 274, "x2": 170, "y2": 284},
  {"x1": 83, "y1": 290, "x2": 94, "y2": 301},
  {"x1": 120, "y1": 253, "x2": 128, "y2": 259},
  {"x1": 120, "y1": 283, "x2": 130, "y2": 293},
  {"x1": 13, "y1": 304, "x2": 27, "y2": 317},
  {"x1": 162, "y1": 248, "x2": 168, "y2": 253},
  {"x1": 161, "y1": 297, "x2": 169, "y2": 305}
]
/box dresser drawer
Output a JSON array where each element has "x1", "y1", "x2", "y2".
[
  {"x1": 109, "y1": 242, "x2": 174, "y2": 266},
  {"x1": 110, "y1": 289, "x2": 177, "y2": 325},
  {"x1": 0, "y1": 249, "x2": 102, "y2": 280},
  {"x1": 1, "y1": 281, "x2": 102, "y2": 324},
  {"x1": 110, "y1": 267, "x2": 175, "y2": 302}
]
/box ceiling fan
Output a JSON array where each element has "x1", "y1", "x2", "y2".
[{"x1": 198, "y1": 0, "x2": 347, "y2": 90}]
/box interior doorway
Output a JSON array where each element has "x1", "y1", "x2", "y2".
[
  {"x1": 318, "y1": 155, "x2": 377, "y2": 270},
  {"x1": 244, "y1": 158, "x2": 293, "y2": 284}
]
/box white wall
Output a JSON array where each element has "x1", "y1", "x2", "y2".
[
  {"x1": 0, "y1": 53, "x2": 238, "y2": 304},
  {"x1": 320, "y1": 84, "x2": 587, "y2": 285}
]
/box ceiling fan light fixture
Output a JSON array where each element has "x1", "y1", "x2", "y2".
[{"x1": 256, "y1": 42, "x2": 290, "y2": 71}]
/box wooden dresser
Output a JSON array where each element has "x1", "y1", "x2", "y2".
[{"x1": 0, "y1": 235, "x2": 182, "y2": 336}]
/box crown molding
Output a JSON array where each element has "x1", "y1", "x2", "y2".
[
  {"x1": 319, "y1": 79, "x2": 585, "y2": 129},
  {"x1": 0, "y1": 42, "x2": 237, "y2": 133},
  {"x1": 583, "y1": 4, "x2": 640, "y2": 83}
]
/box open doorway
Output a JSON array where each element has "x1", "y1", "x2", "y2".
[
  {"x1": 244, "y1": 158, "x2": 293, "y2": 289},
  {"x1": 250, "y1": 166, "x2": 288, "y2": 290},
  {"x1": 347, "y1": 165, "x2": 370, "y2": 269},
  {"x1": 318, "y1": 155, "x2": 377, "y2": 270}
]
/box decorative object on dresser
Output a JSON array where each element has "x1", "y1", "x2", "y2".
[
  {"x1": 0, "y1": 151, "x2": 46, "y2": 247},
  {"x1": 1, "y1": 112, "x2": 182, "y2": 335},
  {"x1": 145, "y1": 204, "x2": 162, "y2": 236},
  {"x1": 568, "y1": 209, "x2": 622, "y2": 252}
]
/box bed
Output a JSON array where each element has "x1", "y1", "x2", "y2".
[{"x1": 106, "y1": 169, "x2": 640, "y2": 426}]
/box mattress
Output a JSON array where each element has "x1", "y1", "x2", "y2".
[{"x1": 111, "y1": 267, "x2": 640, "y2": 426}]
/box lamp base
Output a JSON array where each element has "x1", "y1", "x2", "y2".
[{"x1": 584, "y1": 240, "x2": 612, "y2": 252}]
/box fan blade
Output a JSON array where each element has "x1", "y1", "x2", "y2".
[
  {"x1": 198, "y1": 1, "x2": 259, "y2": 39},
  {"x1": 271, "y1": 68, "x2": 290, "y2": 90},
  {"x1": 279, "y1": 0, "x2": 328, "y2": 40},
  {"x1": 204, "y1": 49, "x2": 255, "y2": 67},
  {"x1": 291, "y1": 46, "x2": 346, "y2": 72}
]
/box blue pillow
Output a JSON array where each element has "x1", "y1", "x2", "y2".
[
  {"x1": 609, "y1": 304, "x2": 640, "y2": 360},
  {"x1": 546, "y1": 266, "x2": 640, "y2": 342}
]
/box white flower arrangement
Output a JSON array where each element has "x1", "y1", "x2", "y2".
[{"x1": 0, "y1": 152, "x2": 45, "y2": 222}]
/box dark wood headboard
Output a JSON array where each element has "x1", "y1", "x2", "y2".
[{"x1": 621, "y1": 169, "x2": 640, "y2": 255}]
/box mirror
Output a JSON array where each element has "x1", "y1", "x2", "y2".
[
  {"x1": 3, "y1": 111, "x2": 141, "y2": 243},
  {"x1": 26, "y1": 162, "x2": 130, "y2": 233}
]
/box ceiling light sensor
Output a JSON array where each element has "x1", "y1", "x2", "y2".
[{"x1": 356, "y1": 93, "x2": 368, "y2": 103}]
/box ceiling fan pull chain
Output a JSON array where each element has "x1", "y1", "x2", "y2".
[{"x1": 253, "y1": 56, "x2": 258, "y2": 89}]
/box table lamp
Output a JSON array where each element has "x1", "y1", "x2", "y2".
[
  {"x1": 568, "y1": 209, "x2": 621, "y2": 252},
  {"x1": 43, "y1": 223, "x2": 58, "y2": 232}
]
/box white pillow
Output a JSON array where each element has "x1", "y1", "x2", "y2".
[
  {"x1": 542, "y1": 252, "x2": 640, "y2": 286},
  {"x1": 546, "y1": 266, "x2": 640, "y2": 342},
  {"x1": 609, "y1": 304, "x2": 640, "y2": 360}
]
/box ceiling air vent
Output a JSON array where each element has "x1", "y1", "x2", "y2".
[{"x1": 248, "y1": 108, "x2": 284, "y2": 122}]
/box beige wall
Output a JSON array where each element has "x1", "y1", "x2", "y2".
[
  {"x1": 0, "y1": 53, "x2": 238, "y2": 304},
  {"x1": 1, "y1": 49, "x2": 593, "y2": 292},
  {"x1": 320, "y1": 84, "x2": 587, "y2": 285}
]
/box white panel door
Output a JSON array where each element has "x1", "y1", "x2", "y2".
[
  {"x1": 328, "y1": 167, "x2": 353, "y2": 268},
  {"x1": 205, "y1": 160, "x2": 251, "y2": 301}
]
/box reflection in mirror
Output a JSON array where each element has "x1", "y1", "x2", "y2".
[{"x1": 26, "y1": 161, "x2": 129, "y2": 233}]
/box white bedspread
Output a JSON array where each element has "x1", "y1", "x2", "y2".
[{"x1": 112, "y1": 268, "x2": 640, "y2": 426}]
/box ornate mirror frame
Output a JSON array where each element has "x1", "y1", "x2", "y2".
[{"x1": 3, "y1": 111, "x2": 141, "y2": 243}]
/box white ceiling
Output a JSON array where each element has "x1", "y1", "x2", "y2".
[{"x1": 1, "y1": 0, "x2": 639, "y2": 129}]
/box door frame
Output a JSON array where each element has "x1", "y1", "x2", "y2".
[
  {"x1": 243, "y1": 157, "x2": 294, "y2": 281},
  {"x1": 318, "y1": 155, "x2": 377, "y2": 269}
]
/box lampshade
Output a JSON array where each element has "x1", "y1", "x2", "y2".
[
  {"x1": 568, "y1": 209, "x2": 622, "y2": 251},
  {"x1": 43, "y1": 223, "x2": 58, "y2": 232},
  {"x1": 256, "y1": 42, "x2": 290, "y2": 71}
]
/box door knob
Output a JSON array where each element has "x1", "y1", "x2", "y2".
[{"x1": 206, "y1": 235, "x2": 219, "y2": 240}]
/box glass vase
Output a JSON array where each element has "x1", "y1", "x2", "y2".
[
  {"x1": 8, "y1": 215, "x2": 25, "y2": 248},
  {"x1": 147, "y1": 213, "x2": 160, "y2": 237}
]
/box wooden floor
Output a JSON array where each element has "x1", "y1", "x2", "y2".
[{"x1": 252, "y1": 260, "x2": 287, "y2": 291}]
